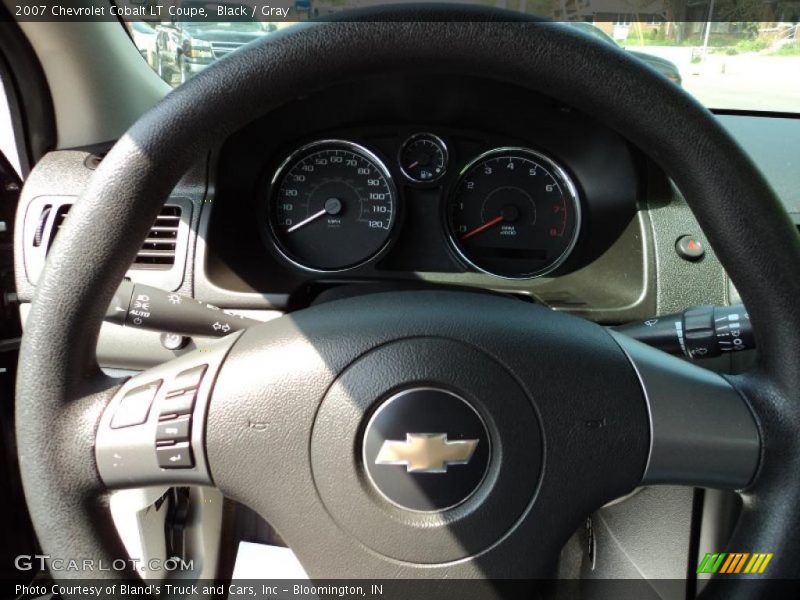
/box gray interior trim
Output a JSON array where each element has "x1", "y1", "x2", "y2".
[
  {"x1": 20, "y1": 195, "x2": 193, "y2": 292},
  {"x1": 414, "y1": 211, "x2": 655, "y2": 321},
  {"x1": 95, "y1": 332, "x2": 240, "y2": 489},
  {"x1": 109, "y1": 486, "x2": 224, "y2": 583},
  {"x1": 647, "y1": 181, "x2": 730, "y2": 316},
  {"x1": 695, "y1": 489, "x2": 741, "y2": 591},
  {"x1": 12, "y1": 14, "x2": 169, "y2": 149},
  {"x1": 14, "y1": 150, "x2": 208, "y2": 302},
  {"x1": 612, "y1": 332, "x2": 760, "y2": 489},
  {"x1": 558, "y1": 486, "x2": 696, "y2": 583},
  {"x1": 19, "y1": 301, "x2": 280, "y2": 371}
]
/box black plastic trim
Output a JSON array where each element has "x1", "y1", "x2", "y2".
[
  {"x1": 612, "y1": 332, "x2": 760, "y2": 489},
  {"x1": 712, "y1": 108, "x2": 800, "y2": 121}
]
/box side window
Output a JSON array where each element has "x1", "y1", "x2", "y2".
[{"x1": 0, "y1": 74, "x2": 22, "y2": 177}]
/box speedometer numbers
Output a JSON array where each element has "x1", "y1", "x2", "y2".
[
  {"x1": 447, "y1": 148, "x2": 581, "y2": 279},
  {"x1": 269, "y1": 140, "x2": 396, "y2": 272}
]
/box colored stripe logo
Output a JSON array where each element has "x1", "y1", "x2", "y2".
[{"x1": 697, "y1": 552, "x2": 773, "y2": 574}]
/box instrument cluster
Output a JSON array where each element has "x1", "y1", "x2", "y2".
[{"x1": 265, "y1": 133, "x2": 582, "y2": 280}]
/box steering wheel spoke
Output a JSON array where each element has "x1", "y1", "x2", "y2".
[
  {"x1": 95, "y1": 333, "x2": 240, "y2": 490},
  {"x1": 612, "y1": 332, "x2": 760, "y2": 490}
]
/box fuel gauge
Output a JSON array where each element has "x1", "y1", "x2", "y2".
[{"x1": 399, "y1": 133, "x2": 448, "y2": 184}]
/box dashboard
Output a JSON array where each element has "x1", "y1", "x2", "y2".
[
  {"x1": 21, "y1": 73, "x2": 800, "y2": 366},
  {"x1": 203, "y1": 73, "x2": 641, "y2": 310}
]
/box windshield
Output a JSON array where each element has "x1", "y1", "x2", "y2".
[
  {"x1": 180, "y1": 21, "x2": 263, "y2": 31},
  {"x1": 123, "y1": 2, "x2": 800, "y2": 113}
]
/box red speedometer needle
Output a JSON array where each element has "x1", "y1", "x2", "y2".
[{"x1": 460, "y1": 215, "x2": 504, "y2": 241}]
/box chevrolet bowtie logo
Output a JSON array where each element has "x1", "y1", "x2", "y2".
[{"x1": 375, "y1": 433, "x2": 479, "y2": 473}]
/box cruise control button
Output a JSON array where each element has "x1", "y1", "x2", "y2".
[
  {"x1": 156, "y1": 442, "x2": 194, "y2": 469},
  {"x1": 111, "y1": 381, "x2": 161, "y2": 428},
  {"x1": 156, "y1": 416, "x2": 191, "y2": 442},
  {"x1": 168, "y1": 364, "x2": 207, "y2": 396},
  {"x1": 160, "y1": 389, "x2": 196, "y2": 417}
]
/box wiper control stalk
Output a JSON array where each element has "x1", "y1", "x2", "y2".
[{"x1": 614, "y1": 304, "x2": 754, "y2": 359}]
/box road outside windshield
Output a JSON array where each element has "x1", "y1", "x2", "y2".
[{"x1": 124, "y1": 2, "x2": 800, "y2": 113}]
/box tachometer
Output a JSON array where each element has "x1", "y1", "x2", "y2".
[
  {"x1": 446, "y1": 148, "x2": 581, "y2": 279},
  {"x1": 269, "y1": 140, "x2": 397, "y2": 271}
]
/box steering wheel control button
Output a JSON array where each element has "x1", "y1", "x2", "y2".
[
  {"x1": 363, "y1": 388, "x2": 490, "y2": 512},
  {"x1": 156, "y1": 416, "x2": 191, "y2": 443},
  {"x1": 676, "y1": 235, "x2": 705, "y2": 261},
  {"x1": 159, "y1": 389, "x2": 196, "y2": 418},
  {"x1": 97, "y1": 333, "x2": 239, "y2": 488},
  {"x1": 110, "y1": 381, "x2": 161, "y2": 428},
  {"x1": 167, "y1": 364, "x2": 207, "y2": 396},
  {"x1": 156, "y1": 442, "x2": 194, "y2": 469}
]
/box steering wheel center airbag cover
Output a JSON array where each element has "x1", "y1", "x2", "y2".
[
  {"x1": 362, "y1": 387, "x2": 492, "y2": 513},
  {"x1": 312, "y1": 338, "x2": 539, "y2": 563},
  {"x1": 207, "y1": 290, "x2": 649, "y2": 574}
]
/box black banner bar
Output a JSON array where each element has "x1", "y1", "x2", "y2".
[{"x1": 5, "y1": 0, "x2": 799, "y2": 23}]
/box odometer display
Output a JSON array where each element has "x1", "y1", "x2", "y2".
[
  {"x1": 447, "y1": 148, "x2": 581, "y2": 279},
  {"x1": 269, "y1": 140, "x2": 396, "y2": 271}
]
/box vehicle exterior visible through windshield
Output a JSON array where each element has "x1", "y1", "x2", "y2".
[
  {"x1": 123, "y1": 2, "x2": 800, "y2": 113},
  {"x1": 153, "y1": 18, "x2": 275, "y2": 85}
]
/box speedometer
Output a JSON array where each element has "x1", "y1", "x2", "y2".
[
  {"x1": 446, "y1": 148, "x2": 581, "y2": 279},
  {"x1": 269, "y1": 140, "x2": 397, "y2": 272}
]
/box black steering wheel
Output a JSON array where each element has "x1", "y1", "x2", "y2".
[{"x1": 16, "y1": 8, "x2": 800, "y2": 598}]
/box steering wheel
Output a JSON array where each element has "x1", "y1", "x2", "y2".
[{"x1": 16, "y1": 8, "x2": 800, "y2": 598}]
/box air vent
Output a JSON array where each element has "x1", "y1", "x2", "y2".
[
  {"x1": 135, "y1": 205, "x2": 182, "y2": 268},
  {"x1": 50, "y1": 205, "x2": 182, "y2": 270},
  {"x1": 47, "y1": 204, "x2": 71, "y2": 250},
  {"x1": 32, "y1": 204, "x2": 52, "y2": 247}
]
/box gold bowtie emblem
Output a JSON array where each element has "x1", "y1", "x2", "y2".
[{"x1": 375, "y1": 433, "x2": 479, "y2": 473}]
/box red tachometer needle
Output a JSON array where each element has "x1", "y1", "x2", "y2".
[{"x1": 460, "y1": 215, "x2": 504, "y2": 241}]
